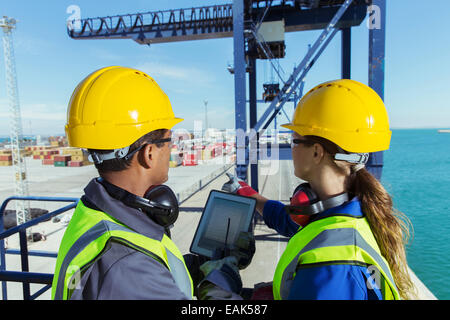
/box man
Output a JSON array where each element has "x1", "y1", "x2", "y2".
[{"x1": 51, "y1": 66, "x2": 245, "y2": 300}]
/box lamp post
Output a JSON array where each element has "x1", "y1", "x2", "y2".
[{"x1": 204, "y1": 100, "x2": 208, "y2": 131}]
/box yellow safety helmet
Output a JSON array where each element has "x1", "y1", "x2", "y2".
[
  {"x1": 281, "y1": 79, "x2": 391, "y2": 154},
  {"x1": 65, "y1": 66, "x2": 183, "y2": 150}
]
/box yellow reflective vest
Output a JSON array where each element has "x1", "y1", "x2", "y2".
[
  {"x1": 51, "y1": 200, "x2": 193, "y2": 300},
  {"x1": 273, "y1": 215, "x2": 400, "y2": 300}
]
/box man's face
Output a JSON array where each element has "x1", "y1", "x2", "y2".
[{"x1": 149, "y1": 130, "x2": 173, "y2": 185}]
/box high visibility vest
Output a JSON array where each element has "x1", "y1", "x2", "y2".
[
  {"x1": 51, "y1": 200, "x2": 193, "y2": 300},
  {"x1": 273, "y1": 215, "x2": 400, "y2": 300}
]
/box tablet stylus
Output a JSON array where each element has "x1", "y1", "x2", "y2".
[{"x1": 224, "y1": 217, "x2": 231, "y2": 258}]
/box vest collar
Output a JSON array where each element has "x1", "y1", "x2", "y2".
[
  {"x1": 309, "y1": 196, "x2": 364, "y2": 223},
  {"x1": 83, "y1": 178, "x2": 165, "y2": 241}
]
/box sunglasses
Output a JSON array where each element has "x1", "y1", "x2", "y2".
[
  {"x1": 290, "y1": 137, "x2": 316, "y2": 148},
  {"x1": 124, "y1": 137, "x2": 173, "y2": 160}
]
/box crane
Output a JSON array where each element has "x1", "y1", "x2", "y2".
[
  {"x1": 0, "y1": 17, "x2": 31, "y2": 228},
  {"x1": 66, "y1": 0, "x2": 386, "y2": 183}
]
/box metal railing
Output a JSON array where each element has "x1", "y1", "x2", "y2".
[{"x1": 0, "y1": 196, "x2": 78, "y2": 300}]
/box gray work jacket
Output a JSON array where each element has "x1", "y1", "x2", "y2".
[{"x1": 70, "y1": 178, "x2": 189, "y2": 300}]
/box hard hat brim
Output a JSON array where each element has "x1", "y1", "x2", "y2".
[
  {"x1": 66, "y1": 117, "x2": 184, "y2": 150},
  {"x1": 281, "y1": 122, "x2": 391, "y2": 153}
]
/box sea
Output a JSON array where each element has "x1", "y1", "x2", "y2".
[
  {"x1": 0, "y1": 136, "x2": 36, "y2": 144},
  {"x1": 381, "y1": 129, "x2": 450, "y2": 300}
]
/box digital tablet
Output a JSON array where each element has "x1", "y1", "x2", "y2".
[{"x1": 190, "y1": 190, "x2": 256, "y2": 259}]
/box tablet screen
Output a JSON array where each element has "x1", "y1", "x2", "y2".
[{"x1": 190, "y1": 190, "x2": 256, "y2": 258}]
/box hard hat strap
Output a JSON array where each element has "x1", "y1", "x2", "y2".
[
  {"x1": 88, "y1": 146, "x2": 131, "y2": 164},
  {"x1": 87, "y1": 137, "x2": 172, "y2": 164},
  {"x1": 334, "y1": 153, "x2": 369, "y2": 164}
]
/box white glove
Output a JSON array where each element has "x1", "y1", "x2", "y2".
[{"x1": 199, "y1": 256, "x2": 239, "y2": 277}]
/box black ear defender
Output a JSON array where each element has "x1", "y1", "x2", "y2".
[
  {"x1": 142, "y1": 185, "x2": 179, "y2": 228},
  {"x1": 97, "y1": 178, "x2": 179, "y2": 229}
]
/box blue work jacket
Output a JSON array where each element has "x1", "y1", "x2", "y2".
[{"x1": 263, "y1": 198, "x2": 383, "y2": 300}]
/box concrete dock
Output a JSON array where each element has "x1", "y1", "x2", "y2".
[{"x1": 0, "y1": 158, "x2": 436, "y2": 300}]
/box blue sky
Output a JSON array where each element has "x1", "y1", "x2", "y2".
[{"x1": 0, "y1": 0, "x2": 449, "y2": 136}]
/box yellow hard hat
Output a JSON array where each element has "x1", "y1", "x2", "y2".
[
  {"x1": 65, "y1": 66, "x2": 183, "y2": 150},
  {"x1": 281, "y1": 79, "x2": 391, "y2": 153}
]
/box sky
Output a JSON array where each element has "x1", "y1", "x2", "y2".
[{"x1": 0, "y1": 0, "x2": 449, "y2": 136}]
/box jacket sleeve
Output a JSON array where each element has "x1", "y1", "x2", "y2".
[
  {"x1": 262, "y1": 200, "x2": 299, "y2": 238},
  {"x1": 287, "y1": 264, "x2": 381, "y2": 300},
  {"x1": 70, "y1": 242, "x2": 189, "y2": 300}
]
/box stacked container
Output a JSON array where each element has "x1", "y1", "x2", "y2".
[
  {"x1": 61, "y1": 148, "x2": 92, "y2": 167},
  {"x1": 170, "y1": 150, "x2": 183, "y2": 168},
  {"x1": 0, "y1": 148, "x2": 33, "y2": 166},
  {"x1": 182, "y1": 151, "x2": 198, "y2": 166},
  {"x1": 0, "y1": 150, "x2": 12, "y2": 166},
  {"x1": 53, "y1": 155, "x2": 71, "y2": 167}
]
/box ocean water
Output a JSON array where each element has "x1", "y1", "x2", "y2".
[{"x1": 381, "y1": 129, "x2": 450, "y2": 300}]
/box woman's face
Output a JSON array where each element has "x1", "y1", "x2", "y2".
[{"x1": 291, "y1": 132, "x2": 315, "y2": 181}]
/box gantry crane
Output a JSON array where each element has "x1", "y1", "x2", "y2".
[
  {"x1": 67, "y1": 0, "x2": 386, "y2": 186},
  {"x1": 0, "y1": 17, "x2": 30, "y2": 227}
]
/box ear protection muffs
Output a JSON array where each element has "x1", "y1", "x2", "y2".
[
  {"x1": 97, "y1": 178, "x2": 179, "y2": 229},
  {"x1": 285, "y1": 183, "x2": 349, "y2": 227},
  {"x1": 286, "y1": 183, "x2": 317, "y2": 226},
  {"x1": 142, "y1": 185, "x2": 179, "y2": 228}
]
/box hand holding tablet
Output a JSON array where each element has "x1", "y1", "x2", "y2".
[{"x1": 190, "y1": 190, "x2": 256, "y2": 260}]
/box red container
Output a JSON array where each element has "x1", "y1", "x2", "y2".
[
  {"x1": 183, "y1": 152, "x2": 197, "y2": 160},
  {"x1": 42, "y1": 159, "x2": 54, "y2": 165},
  {"x1": 68, "y1": 161, "x2": 84, "y2": 167},
  {"x1": 0, "y1": 155, "x2": 12, "y2": 161},
  {"x1": 211, "y1": 146, "x2": 223, "y2": 158},
  {"x1": 182, "y1": 160, "x2": 197, "y2": 166},
  {"x1": 183, "y1": 152, "x2": 198, "y2": 166},
  {"x1": 54, "y1": 155, "x2": 71, "y2": 162}
]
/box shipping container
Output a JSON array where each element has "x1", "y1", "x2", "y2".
[
  {"x1": 0, "y1": 155, "x2": 12, "y2": 161},
  {"x1": 54, "y1": 161, "x2": 67, "y2": 167},
  {"x1": 68, "y1": 161, "x2": 83, "y2": 167},
  {"x1": 42, "y1": 159, "x2": 54, "y2": 165},
  {"x1": 53, "y1": 155, "x2": 71, "y2": 162}
]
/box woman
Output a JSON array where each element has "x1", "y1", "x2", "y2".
[{"x1": 227, "y1": 79, "x2": 416, "y2": 300}]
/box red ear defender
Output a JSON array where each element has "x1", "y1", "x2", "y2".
[
  {"x1": 286, "y1": 183, "x2": 350, "y2": 227},
  {"x1": 287, "y1": 183, "x2": 318, "y2": 227}
]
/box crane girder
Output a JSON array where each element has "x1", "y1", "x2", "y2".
[{"x1": 67, "y1": 1, "x2": 367, "y2": 45}]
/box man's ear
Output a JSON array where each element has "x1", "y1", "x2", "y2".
[{"x1": 138, "y1": 144, "x2": 153, "y2": 169}]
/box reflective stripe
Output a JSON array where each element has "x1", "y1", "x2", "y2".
[
  {"x1": 166, "y1": 249, "x2": 192, "y2": 298},
  {"x1": 55, "y1": 220, "x2": 116, "y2": 300},
  {"x1": 54, "y1": 220, "x2": 191, "y2": 299},
  {"x1": 279, "y1": 227, "x2": 397, "y2": 300},
  {"x1": 302, "y1": 228, "x2": 395, "y2": 285}
]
